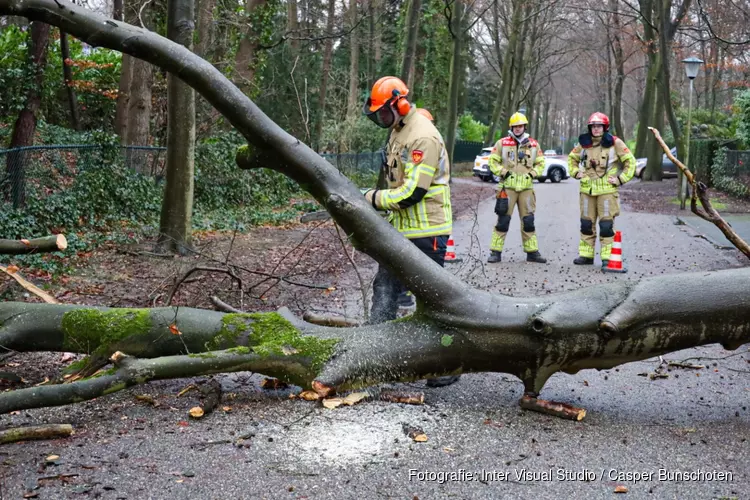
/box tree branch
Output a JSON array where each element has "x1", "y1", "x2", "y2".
[
  {"x1": 0, "y1": 234, "x2": 67, "y2": 255},
  {"x1": 648, "y1": 127, "x2": 750, "y2": 258}
]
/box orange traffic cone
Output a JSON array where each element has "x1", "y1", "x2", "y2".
[
  {"x1": 602, "y1": 231, "x2": 627, "y2": 273},
  {"x1": 445, "y1": 235, "x2": 461, "y2": 263}
]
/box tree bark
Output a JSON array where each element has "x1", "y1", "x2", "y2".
[
  {"x1": 157, "y1": 0, "x2": 196, "y2": 254},
  {"x1": 0, "y1": 234, "x2": 67, "y2": 255},
  {"x1": 314, "y1": 0, "x2": 336, "y2": 150},
  {"x1": 610, "y1": 0, "x2": 625, "y2": 139},
  {"x1": 400, "y1": 0, "x2": 421, "y2": 91},
  {"x1": 346, "y1": 0, "x2": 360, "y2": 116},
  {"x1": 0, "y1": 424, "x2": 73, "y2": 444},
  {"x1": 114, "y1": 0, "x2": 133, "y2": 139},
  {"x1": 60, "y1": 31, "x2": 80, "y2": 130},
  {"x1": 287, "y1": 0, "x2": 299, "y2": 53},
  {"x1": 194, "y1": 0, "x2": 216, "y2": 59},
  {"x1": 235, "y1": 0, "x2": 267, "y2": 93},
  {"x1": 5, "y1": 21, "x2": 50, "y2": 208},
  {"x1": 124, "y1": 58, "x2": 153, "y2": 172},
  {"x1": 1, "y1": 0, "x2": 749, "y2": 418}
]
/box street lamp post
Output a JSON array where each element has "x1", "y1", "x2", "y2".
[{"x1": 680, "y1": 56, "x2": 704, "y2": 209}]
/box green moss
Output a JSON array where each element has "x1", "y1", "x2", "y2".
[
  {"x1": 61, "y1": 308, "x2": 151, "y2": 352},
  {"x1": 204, "y1": 314, "x2": 253, "y2": 351},
  {"x1": 103, "y1": 382, "x2": 128, "y2": 395},
  {"x1": 226, "y1": 346, "x2": 251, "y2": 355},
  {"x1": 247, "y1": 312, "x2": 339, "y2": 371},
  {"x1": 188, "y1": 352, "x2": 218, "y2": 359},
  {"x1": 63, "y1": 358, "x2": 88, "y2": 373}
]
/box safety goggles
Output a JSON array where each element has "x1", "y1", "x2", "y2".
[{"x1": 363, "y1": 98, "x2": 396, "y2": 128}]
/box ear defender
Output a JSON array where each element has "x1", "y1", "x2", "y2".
[{"x1": 391, "y1": 89, "x2": 411, "y2": 116}]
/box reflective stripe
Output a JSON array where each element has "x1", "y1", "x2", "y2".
[
  {"x1": 601, "y1": 243, "x2": 613, "y2": 259},
  {"x1": 491, "y1": 231, "x2": 505, "y2": 251},
  {"x1": 401, "y1": 221, "x2": 453, "y2": 239},
  {"x1": 582, "y1": 198, "x2": 590, "y2": 217},
  {"x1": 523, "y1": 235, "x2": 538, "y2": 252},
  {"x1": 579, "y1": 240, "x2": 595, "y2": 257},
  {"x1": 603, "y1": 199, "x2": 610, "y2": 217}
]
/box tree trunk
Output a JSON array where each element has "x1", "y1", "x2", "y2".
[
  {"x1": 235, "y1": 0, "x2": 267, "y2": 93},
  {"x1": 157, "y1": 0, "x2": 196, "y2": 254},
  {"x1": 124, "y1": 58, "x2": 153, "y2": 172},
  {"x1": 346, "y1": 0, "x2": 360, "y2": 116},
  {"x1": 400, "y1": 0, "x2": 420, "y2": 90},
  {"x1": 60, "y1": 31, "x2": 80, "y2": 130},
  {"x1": 634, "y1": 0, "x2": 656, "y2": 159},
  {"x1": 644, "y1": 53, "x2": 665, "y2": 181},
  {"x1": 195, "y1": 0, "x2": 216, "y2": 59},
  {"x1": 485, "y1": 0, "x2": 521, "y2": 144},
  {"x1": 287, "y1": 0, "x2": 299, "y2": 52},
  {"x1": 444, "y1": 0, "x2": 463, "y2": 167},
  {"x1": 314, "y1": 0, "x2": 336, "y2": 150},
  {"x1": 114, "y1": 0, "x2": 134, "y2": 139},
  {"x1": 5, "y1": 21, "x2": 50, "y2": 208},
  {"x1": 610, "y1": 0, "x2": 625, "y2": 139},
  {"x1": 373, "y1": 0, "x2": 381, "y2": 66},
  {"x1": 4, "y1": 0, "x2": 750, "y2": 418}
]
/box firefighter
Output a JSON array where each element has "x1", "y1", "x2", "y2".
[
  {"x1": 568, "y1": 112, "x2": 636, "y2": 267},
  {"x1": 398, "y1": 107, "x2": 433, "y2": 308},
  {"x1": 486, "y1": 112, "x2": 547, "y2": 264},
  {"x1": 361, "y1": 76, "x2": 458, "y2": 387}
]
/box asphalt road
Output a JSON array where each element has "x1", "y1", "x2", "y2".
[{"x1": 2, "y1": 178, "x2": 749, "y2": 500}]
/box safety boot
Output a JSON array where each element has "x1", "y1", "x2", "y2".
[
  {"x1": 573, "y1": 256, "x2": 594, "y2": 265},
  {"x1": 601, "y1": 260, "x2": 609, "y2": 270},
  {"x1": 526, "y1": 251, "x2": 547, "y2": 263},
  {"x1": 487, "y1": 251, "x2": 502, "y2": 263}
]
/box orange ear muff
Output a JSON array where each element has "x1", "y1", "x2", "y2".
[{"x1": 396, "y1": 97, "x2": 411, "y2": 116}]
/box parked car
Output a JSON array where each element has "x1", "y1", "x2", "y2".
[
  {"x1": 538, "y1": 156, "x2": 569, "y2": 183},
  {"x1": 543, "y1": 149, "x2": 559, "y2": 156},
  {"x1": 473, "y1": 147, "x2": 568, "y2": 183},
  {"x1": 635, "y1": 147, "x2": 678, "y2": 178},
  {"x1": 472, "y1": 147, "x2": 499, "y2": 182}
]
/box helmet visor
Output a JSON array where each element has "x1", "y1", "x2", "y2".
[{"x1": 363, "y1": 98, "x2": 396, "y2": 128}]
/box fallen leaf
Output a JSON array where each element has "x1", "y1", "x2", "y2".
[
  {"x1": 221, "y1": 406, "x2": 232, "y2": 412},
  {"x1": 6, "y1": 265, "x2": 18, "y2": 274},
  {"x1": 298, "y1": 390, "x2": 320, "y2": 401},
  {"x1": 326, "y1": 286, "x2": 336, "y2": 292},
  {"x1": 188, "y1": 407, "x2": 204, "y2": 419},
  {"x1": 60, "y1": 352, "x2": 76, "y2": 363},
  {"x1": 177, "y1": 421, "x2": 189, "y2": 427},
  {"x1": 413, "y1": 433, "x2": 428, "y2": 442},
  {"x1": 343, "y1": 392, "x2": 370, "y2": 406},
  {"x1": 176, "y1": 479, "x2": 184, "y2": 483},
  {"x1": 322, "y1": 398, "x2": 344, "y2": 409},
  {"x1": 614, "y1": 485, "x2": 628, "y2": 493},
  {"x1": 583, "y1": 380, "x2": 589, "y2": 386},
  {"x1": 169, "y1": 323, "x2": 182, "y2": 336},
  {"x1": 440, "y1": 334, "x2": 454, "y2": 347},
  {"x1": 23, "y1": 492, "x2": 38, "y2": 498},
  {"x1": 46, "y1": 455, "x2": 60, "y2": 461}
]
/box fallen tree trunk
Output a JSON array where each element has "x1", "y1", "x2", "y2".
[
  {"x1": 1, "y1": 264, "x2": 748, "y2": 414},
  {"x1": 0, "y1": 234, "x2": 67, "y2": 255}
]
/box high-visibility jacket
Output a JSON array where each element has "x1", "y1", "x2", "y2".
[
  {"x1": 488, "y1": 133, "x2": 545, "y2": 192},
  {"x1": 365, "y1": 107, "x2": 452, "y2": 239},
  {"x1": 568, "y1": 133, "x2": 636, "y2": 196}
]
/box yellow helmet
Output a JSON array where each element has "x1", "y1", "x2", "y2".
[{"x1": 509, "y1": 112, "x2": 528, "y2": 127}]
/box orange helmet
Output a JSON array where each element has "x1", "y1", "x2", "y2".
[
  {"x1": 363, "y1": 76, "x2": 411, "y2": 128},
  {"x1": 416, "y1": 108, "x2": 434, "y2": 121}
]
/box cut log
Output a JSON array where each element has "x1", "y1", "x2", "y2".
[
  {"x1": 0, "y1": 235, "x2": 67, "y2": 255},
  {"x1": 0, "y1": 424, "x2": 73, "y2": 444},
  {"x1": 519, "y1": 395, "x2": 587, "y2": 421}
]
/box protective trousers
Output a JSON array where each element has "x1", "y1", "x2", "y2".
[
  {"x1": 490, "y1": 188, "x2": 538, "y2": 253},
  {"x1": 369, "y1": 235, "x2": 448, "y2": 324},
  {"x1": 578, "y1": 192, "x2": 620, "y2": 259}
]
